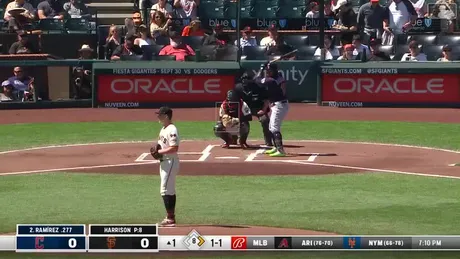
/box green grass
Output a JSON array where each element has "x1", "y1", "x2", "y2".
[
  {"x1": 1, "y1": 120, "x2": 460, "y2": 151},
  {"x1": 1, "y1": 173, "x2": 459, "y2": 235}
]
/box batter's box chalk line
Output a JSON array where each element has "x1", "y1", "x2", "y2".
[{"x1": 135, "y1": 145, "x2": 217, "y2": 162}]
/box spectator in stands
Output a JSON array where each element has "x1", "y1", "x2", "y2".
[
  {"x1": 203, "y1": 24, "x2": 231, "y2": 46},
  {"x1": 352, "y1": 34, "x2": 370, "y2": 59},
  {"x1": 357, "y1": 0, "x2": 386, "y2": 44},
  {"x1": 72, "y1": 44, "x2": 93, "y2": 99},
  {"x1": 383, "y1": 0, "x2": 417, "y2": 38},
  {"x1": 151, "y1": 0, "x2": 174, "y2": 18},
  {"x1": 111, "y1": 33, "x2": 143, "y2": 60},
  {"x1": 368, "y1": 38, "x2": 391, "y2": 61},
  {"x1": 105, "y1": 25, "x2": 122, "y2": 59},
  {"x1": 431, "y1": 1, "x2": 456, "y2": 32},
  {"x1": 260, "y1": 25, "x2": 281, "y2": 47},
  {"x1": 159, "y1": 30, "x2": 195, "y2": 61},
  {"x1": 150, "y1": 10, "x2": 170, "y2": 37},
  {"x1": 332, "y1": 0, "x2": 357, "y2": 44},
  {"x1": 337, "y1": 44, "x2": 355, "y2": 60},
  {"x1": 6, "y1": 67, "x2": 35, "y2": 99},
  {"x1": 265, "y1": 36, "x2": 294, "y2": 56},
  {"x1": 401, "y1": 40, "x2": 427, "y2": 61},
  {"x1": 181, "y1": 19, "x2": 205, "y2": 36},
  {"x1": 235, "y1": 26, "x2": 257, "y2": 47},
  {"x1": 3, "y1": 0, "x2": 35, "y2": 32},
  {"x1": 135, "y1": 24, "x2": 155, "y2": 46},
  {"x1": 174, "y1": 0, "x2": 199, "y2": 19},
  {"x1": 306, "y1": 2, "x2": 320, "y2": 18},
  {"x1": 324, "y1": 1, "x2": 334, "y2": 17},
  {"x1": 132, "y1": 11, "x2": 145, "y2": 33},
  {"x1": 437, "y1": 45, "x2": 454, "y2": 61},
  {"x1": 63, "y1": 0, "x2": 90, "y2": 18},
  {"x1": 410, "y1": 0, "x2": 427, "y2": 18},
  {"x1": 0, "y1": 81, "x2": 17, "y2": 102},
  {"x1": 9, "y1": 32, "x2": 38, "y2": 54},
  {"x1": 314, "y1": 34, "x2": 340, "y2": 60},
  {"x1": 37, "y1": 0, "x2": 65, "y2": 19}
]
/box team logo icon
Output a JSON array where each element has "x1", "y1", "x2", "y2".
[
  {"x1": 182, "y1": 19, "x2": 190, "y2": 26},
  {"x1": 231, "y1": 19, "x2": 237, "y2": 28},
  {"x1": 327, "y1": 18, "x2": 335, "y2": 28},
  {"x1": 106, "y1": 236, "x2": 116, "y2": 249},
  {"x1": 279, "y1": 19, "x2": 287, "y2": 28},
  {"x1": 424, "y1": 18, "x2": 432, "y2": 27}
]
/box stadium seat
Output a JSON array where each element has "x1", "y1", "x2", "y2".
[
  {"x1": 65, "y1": 18, "x2": 91, "y2": 34},
  {"x1": 225, "y1": 3, "x2": 253, "y2": 18},
  {"x1": 183, "y1": 36, "x2": 204, "y2": 49},
  {"x1": 252, "y1": 5, "x2": 278, "y2": 18},
  {"x1": 393, "y1": 44, "x2": 409, "y2": 60},
  {"x1": 283, "y1": 35, "x2": 309, "y2": 47},
  {"x1": 277, "y1": 6, "x2": 304, "y2": 18},
  {"x1": 41, "y1": 34, "x2": 97, "y2": 58},
  {"x1": 198, "y1": 1, "x2": 225, "y2": 19},
  {"x1": 242, "y1": 46, "x2": 267, "y2": 60},
  {"x1": 155, "y1": 35, "x2": 170, "y2": 45},
  {"x1": 120, "y1": 55, "x2": 143, "y2": 61},
  {"x1": 378, "y1": 45, "x2": 394, "y2": 56},
  {"x1": 308, "y1": 35, "x2": 338, "y2": 46},
  {"x1": 296, "y1": 45, "x2": 318, "y2": 59},
  {"x1": 422, "y1": 45, "x2": 443, "y2": 61},
  {"x1": 199, "y1": 45, "x2": 218, "y2": 60},
  {"x1": 407, "y1": 35, "x2": 437, "y2": 45},
  {"x1": 281, "y1": 0, "x2": 306, "y2": 7},
  {"x1": 145, "y1": 44, "x2": 165, "y2": 56},
  {"x1": 437, "y1": 35, "x2": 460, "y2": 46},
  {"x1": 215, "y1": 45, "x2": 238, "y2": 61},
  {"x1": 39, "y1": 19, "x2": 65, "y2": 33},
  {"x1": 154, "y1": 55, "x2": 177, "y2": 60},
  {"x1": 394, "y1": 34, "x2": 409, "y2": 45}
]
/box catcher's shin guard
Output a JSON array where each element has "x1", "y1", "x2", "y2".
[
  {"x1": 272, "y1": 131, "x2": 285, "y2": 153},
  {"x1": 214, "y1": 122, "x2": 232, "y2": 145},
  {"x1": 239, "y1": 122, "x2": 250, "y2": 145},
  {"x1": 258, "y1": 114, "x2": 273, "y2": 146}
]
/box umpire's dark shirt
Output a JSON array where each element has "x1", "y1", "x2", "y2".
[{"x1": 234, "y1": 80, "x2": 267, "y2": 112}]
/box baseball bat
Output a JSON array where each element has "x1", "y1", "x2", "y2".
[{"x1": 269, "y1": 49, "x2": 298, "y2": 64}]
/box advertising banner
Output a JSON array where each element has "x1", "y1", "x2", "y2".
[
  {"x1": 97, "y1": 75, "x2": 235, "y2": 108},
  {"x1": 322, "y1": 73, "x2": 460, "y2": 106}
]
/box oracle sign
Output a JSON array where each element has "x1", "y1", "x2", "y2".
[
  {"x1": 97, "y1": 75, "x2": 234, "y2": 103},
  {"x1": 322, "y1": 74, "x2": 460, "y2": 103},
  {"x1": 333, "y1": 78, "x2": 444, "y2": 94},
  {"x1": 110, "y1": 78, "x2": 221, "y2": 94}
]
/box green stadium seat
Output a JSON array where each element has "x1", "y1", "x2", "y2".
[
  {"x1": 199, "y1": 2, "x2": 225, "y2": 19},
  {"x1": 65, "y1": 18, "x2": 91, "y2": 34},
  {"x1": 225, "y1": 3, "x2": 253, "y2": 18},
  {"x1": 281, "y1": 0, "x2": 306, "y2": 7},
  {"x1": 277, "y1": 6, "x2": 304, "y2": 18},
  {"x1": 252, "y1": 5, "x2": 278, "y2": 18},
  {"x1": 39, "y1": 19, "x2": 65, "y2": 34}
]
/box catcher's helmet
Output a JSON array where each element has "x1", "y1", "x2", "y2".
[{"x1": 226, "y1": 90, "x2": 239, "y2": 102}]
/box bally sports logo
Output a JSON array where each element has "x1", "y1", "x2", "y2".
[
  {"x1": 231, "y1": 237, "x2": 247, "y2": 249},
  {"x1": 322, "y1": 74, "x2": 460, "y2": 103},
  {"x1": 97, "y1": 75, "x2": 234, "y2": 104}
]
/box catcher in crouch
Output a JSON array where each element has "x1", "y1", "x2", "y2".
[{"x1": 214, "y1": 90, "x2": 252, "y2": 148}]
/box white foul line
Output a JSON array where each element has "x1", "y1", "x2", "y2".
[
  {"x1": 245, "y1": 149, "x2": 265, "y2": 162},
  {"x1": 135, "y1": 152, "x2": 203, "y2": 162},
  {"x1": 198, "y1": 145, "x2": 216, "y2": 161},
  {"x1": 307, "y1": 153, "x2": 319, "y2": 162},
  {"x1": 135, "y1": 153, "x2": 149, "y2": 162},
  {"x1": 285, "y1": 160, "x2": 460, "y2": 180}
]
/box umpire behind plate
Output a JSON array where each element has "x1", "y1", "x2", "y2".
[
  {"x1": 213, "y1": 90, "x2": 252, "y2": 148},
  {"x1": 233, "y1": 71, "x2": 273, "y2": 147}
]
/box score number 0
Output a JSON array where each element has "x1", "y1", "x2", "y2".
[
  {"x1": 140, "y1": 238, "x2": 150, "y2": 248},
  {"x1": 68, "y1": 238, "x2": 78, "y2": 248}
]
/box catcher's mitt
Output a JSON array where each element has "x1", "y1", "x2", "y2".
[
  {"x1": 150, "y1": 144, "x2": 163, "y2": 160},
  {"x1": 222, "y1": 114, "x2": 240, "y2": 128}
]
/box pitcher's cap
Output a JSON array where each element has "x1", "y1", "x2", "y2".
[{"x1": 156, "y1": 106, "x2": 173, "y2": 117}]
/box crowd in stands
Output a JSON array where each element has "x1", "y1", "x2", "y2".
[{"x1": 1, "y1": 0, "x2": 460, "y2": 102}]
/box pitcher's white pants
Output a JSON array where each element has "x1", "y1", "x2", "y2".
[{"x1": 160, "y1": 157, "x2": 179, "y2": 196}]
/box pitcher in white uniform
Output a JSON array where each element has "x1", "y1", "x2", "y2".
[{"x1": 155, "y1": 106, "x2": 180, "y2": 227}]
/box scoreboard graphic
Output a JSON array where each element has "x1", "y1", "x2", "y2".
[{"x1": 1, "y1": 224, "x2": 460, "y2": 252}]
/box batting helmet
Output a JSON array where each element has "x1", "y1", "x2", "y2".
[{"x1": 226, "y1": 90, "x2": 239, "y2": 102}]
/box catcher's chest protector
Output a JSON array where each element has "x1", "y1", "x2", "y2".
[{"x1": 224, "y1": 101, "x2": 240, "y2": 118}]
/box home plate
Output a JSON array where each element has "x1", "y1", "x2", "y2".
[{"x1": 215, "y1": 156, "x2": 240, "y2": 159}]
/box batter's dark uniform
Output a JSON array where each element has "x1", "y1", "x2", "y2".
[
  {"x1": 255, "y1": 62, "x2": 289, "y2": 156},
  {"x1": 234, "y1": 72, "x2": 273, "y2": 147}
]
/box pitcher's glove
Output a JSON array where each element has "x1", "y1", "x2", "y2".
[{"x1": 150, "y1": 144, "x2": 163, "y2": 160}]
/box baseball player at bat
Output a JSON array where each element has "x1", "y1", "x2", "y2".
[
  {"x1": 213, "y1": 90, "x2": 252, "y2": 148},
  {"x1": 255, "y1": 62, "x2": 289, "y2": 157},
  {"x1": 151, "y1": 106, "x2": 180, "y2": 227}
]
